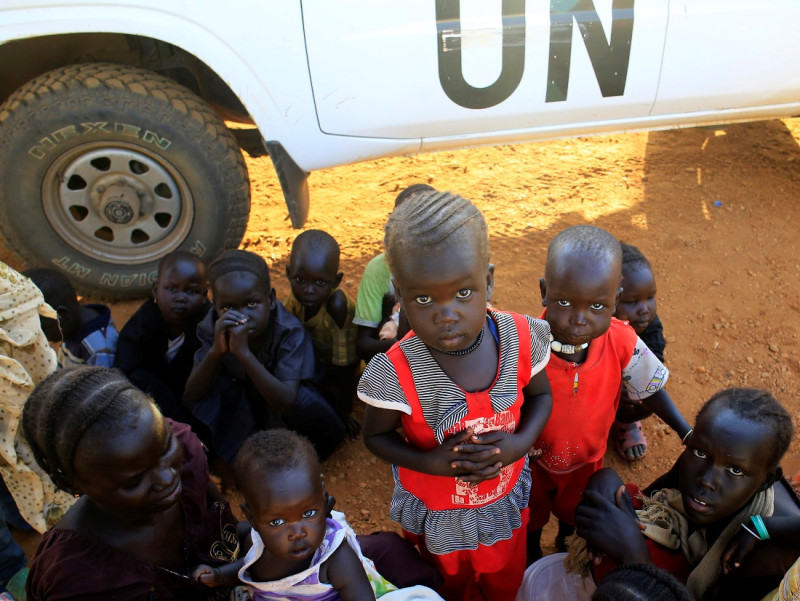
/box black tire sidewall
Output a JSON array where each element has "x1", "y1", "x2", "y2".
[{"x1": 0, "y1": 69, "x2": 248, "y2": 298}]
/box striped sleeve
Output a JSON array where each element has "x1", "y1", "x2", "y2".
[
  {"x1": 357, "y1": 352, "x2": 412, "y2": 415},
  {"x1": 525, "y1": 315, "x2": 551, "y2": 377}
]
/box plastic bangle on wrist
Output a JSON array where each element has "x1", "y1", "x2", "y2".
[
  {"x1": 741, "y1": 522, "x2": 761, "y2": 540},
  {"x1": 680, "y1": 428, "x2": 694, "y2": 445},
  {"x1": 751, "y1": 515, "x2": 770, "y2": 540}
]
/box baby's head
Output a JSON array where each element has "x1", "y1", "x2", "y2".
[
  {"x1": 208, "y1": 250, "x2": 275, "y2": 343},
  {"x1": 384, "y1": 189, "x2": 493, "y2": 354},
  {"x1": 23, "y1": 366, "x2": 182, "y2": 517},
  {"x1": 540, "y1": 225, "x2": 622, "y2": 350},
  {"x1": 235, "y1": 429, "x2": 326, "y2": 565},
  {"x1": 22, "y1": 267, "x2": 81, "y2": 342},
  {"x1": 152, "y1": 250, "x2": 208, "y2": 329},
  {"x1": 614, "y1": 243, "x2": 656, "y2": 335},
  {"x1": 286, "y1": 230, "x2": 342, "y2": 314},
  {"x1": 679, "y1": 387, "x2": 792, "y2": 525}
]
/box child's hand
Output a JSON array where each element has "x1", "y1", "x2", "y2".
[
  {"x1": 191, "y1": 564, "x2": 222, "y2": 587},
  {"x1": 619, "y1": 390, "x2": 642, "y2": 408},
  {"x1": 461, "y1": 430, "x2": 527, "y2": 468},
  {"x1": 213, "y1": 309, "x2": 247, "y2": 354},
  {"x1": 226, "y1": 315, "x2": 251, "y2": 358},
  {"x1": 722, "y1": 526, "x2": 759, "y2": 574},
  {"x1": 425, "y1": 429, "x2": 482, "y2": 477}
]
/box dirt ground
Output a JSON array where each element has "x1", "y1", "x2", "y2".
[{"x1": 6, "y1": 117, "x2": 800, "y2": 558}]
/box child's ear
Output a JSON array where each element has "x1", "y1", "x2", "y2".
[
  {"x1": 151, "y1": 281, "x2": 159, "y2": 301},
  {"x1": 486, "y1": 264, "x2": 495, "y2": 302},
  {"x1": 759, "y1": 466, "x2": 782, "y2": 492},
  {"x1": 391, "y1": 279, "x2": 403, "y2": 303},
  {"x1": 268, "y1": 287, "x2": 277, "y2": 310},
  {"x1": 240, "y1": 502, "x2": 253, "y2": 523},
  {"x1": 614, "y1": 286, "x2": 623, "y2": 311},
  {"x1": 334, "y1": 271, "x2": 343, "y2": 288},
  {"x1": 539, "y1": 278, "x2": 547, "y2": 307},
  {"x1": 285, "y1": 265, "x2": 292, "y2": 280}
]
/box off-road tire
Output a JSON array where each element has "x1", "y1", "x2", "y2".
[{"x1": 0, "y1": 62, "x2": 250, "y2": 298}]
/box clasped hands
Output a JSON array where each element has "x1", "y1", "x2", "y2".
[{"x1": 431, "y1": 428, "x2": 520, "y2": 485}]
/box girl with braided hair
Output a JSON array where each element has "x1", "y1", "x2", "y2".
[
  {"x1": 22, "y1": 366, "x2": 241, "y2": 601},
  {"x1": 358, "y1": 189, "x2": 553, "y2": 601}
]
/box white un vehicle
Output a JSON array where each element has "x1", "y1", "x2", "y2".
[{"x1": 1, "y1": 1, "x2": 798, "y2": 297}]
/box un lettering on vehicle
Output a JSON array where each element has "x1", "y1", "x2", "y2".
[
  {"x1": 437, "y1": 0, "x2": 634, "y2": 109},
  {"x1": 27, "y1": 123, "x2": 172, "y2": 159}
]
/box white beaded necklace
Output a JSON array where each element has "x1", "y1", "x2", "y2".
[{"x1": 549, "y1": 334, "x2": 589, "y2": 355}]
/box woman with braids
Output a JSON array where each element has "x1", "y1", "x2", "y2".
[
  {"x1": 358, "y1": 189, "x2": 553, "y2": 601},
  {"x1": 22, "y1": 366, "x2": 241, "y2": 601}
]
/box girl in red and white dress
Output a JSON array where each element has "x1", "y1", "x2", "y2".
[{"x1": 358, "y1": 189, "x2": 553, "y2": 601}]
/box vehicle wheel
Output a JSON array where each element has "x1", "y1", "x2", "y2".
[{"x1": 0, "y1": 62, "x2": 250, "y2": 298}]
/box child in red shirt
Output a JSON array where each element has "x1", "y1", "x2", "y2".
[{"x1": 527, "y1": 225, "x2": 691, "y2": 561}]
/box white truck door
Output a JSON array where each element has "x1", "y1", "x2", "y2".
[
  {"x1": 302, "y1": 1, "x2": 668, "y2": 142},
  {"x1": 652, "y1": 0, "x2": 800, "y2": 117}
]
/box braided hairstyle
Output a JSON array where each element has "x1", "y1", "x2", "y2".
[
  {"x1": 545, "y1": 225, "x2": 622, "y2": 281},
  {"x1": 234, "y1": 429, "x2": 320, "y2": 486},
  {"x1": 22, "y1": 366, "x2": 152, "y2": 494},
  {"x1": 697, "y1": 387, "x2": 793, "y2": 468},
  {"x1": 383, "y1": 189, "x2": 489, "y2": 275},
  {"x1": 592, "y1": 564, "x2": 691, "y2": 601},
  {"x1": 620, "y1": 242, "x2": 652, "y2": 275},
  {"x1": 393, "y1": 183, "x2": 435, "y2": 208},
  {"x1": 207, "y1": 249, "x2": 271, "y2": 293}
]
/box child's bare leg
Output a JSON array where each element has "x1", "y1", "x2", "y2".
[
  {"x1": 526, "y1": 529, "x2": 543, "y2": 565},
  {"x1": 555, "y1": 520, "x2": 575, "y2": 553}
]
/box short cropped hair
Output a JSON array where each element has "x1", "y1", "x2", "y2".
[
  {"x1": 384, "y1": 189, "x2": 489, "y2": 274},
  {"x1": 234, "y1": 429, "x2": 320, "y2": 485},
  {"x1": 291, "y1": 230, "x2": 340, "y2": 267},
  {"x1": 620, "y1": 242, "x2": 652, "y2": 274},
  {"x1": 697, "y1": 387, "x2": 793, "y2": 468},
  {"x1": 545, "y1": 225, "x2": 621, "y2": 280},
  {"x1": 158, "y1": 250, "x2": 205, "y2": 276}
]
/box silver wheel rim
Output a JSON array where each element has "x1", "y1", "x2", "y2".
[{"x1": 42, "y1": 142, "x2": 194, "y2": 265}]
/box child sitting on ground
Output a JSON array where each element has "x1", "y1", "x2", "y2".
[
  {"x1": 528, "y1": 225, "x2": 692, "y2": 561},
  {"x1": 284, "y1": 230, "x2": 360, "y2": 435},
  {"x1": 184, "y1": 250, "x2": 345, "y2": 473},
  {"x1": 611, "y1": 242, "x2": 666, "y2": 461},
  {"x1": 114, "y1": 250, "x2": 211, "y2": 425},
  {"x1": 22, "y1": 267, "x2": 118, "y2": 368},
  {"x1": 192, "y1": 429, "x2": 444, "y2": 600},
  {"x1": 354, "y1": 184, "x2": 434, "y2": 363},
  {"x1": 359, "y1": 189, "x2": 553, "y2": 601},
  {"x1": 571, "y1": 387, "x2": 800, "y2": 600}
]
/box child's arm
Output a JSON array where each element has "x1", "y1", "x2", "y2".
[
  {"x1": 191, "y1": 560, "x2": 245, "y2": 588},
  {"x1": 363, "y1": 405, "x2": 493, "y2": 479},
  {"x1": 226, "y1": 322, "x2": 299, "y2": 413},
  {"x1": 323, "y1": 543, "x2": 376, "y2": 601},
  {"x1": 455, "y1": 369, "x2": 553, "y2": 483},
  {"x1": 643, "y1": 389, "x2": 692, "y2": 442},
  {"x1": 184, "y1": 310, "x2": 241, "y2": 405}
]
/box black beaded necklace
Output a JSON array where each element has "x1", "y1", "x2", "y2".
[{"x1": 431, "y1": 324, "x2": 485, "y2": 357}]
